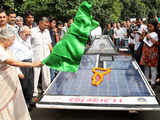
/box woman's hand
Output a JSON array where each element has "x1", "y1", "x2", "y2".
[
  {"x1": 146, "y1": 34, "x2": 151, "y2": 39},
  {"x1": 33, "y1": 61, "x2": 42, "y2": 67},
  {"x1": 145, "y1": 34, "x2": 157, "y2": 45},
  {"x1": 53, "y1": 28, "x2": 58, "y2": 33},
  {"x1": 150, "y1": 38, "x2": 157, "y2": 44},
  {"x1": 145, "y1": 34, "x2": 157, "y2": 44},
  {"x1": 18, "y1": 73, "x2": 24, "y2": 79}
]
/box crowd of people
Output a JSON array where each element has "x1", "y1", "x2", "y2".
[
  {"x1": 103, "y1": 17, "x2": 160, "y2": 87},
  {"x1": 0, "y1": 8, "x2": 73, "y2": 119},
  {"x1": 0, "y1": 7, "x2": 160, "y2": 120}
]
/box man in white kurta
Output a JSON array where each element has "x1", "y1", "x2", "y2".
[
  {"x1": 30, "y1": 17, "x2": 52, "y2": 96},
  {"x1": 9, "y1": 26, "x2": 35, "y2": 109}
]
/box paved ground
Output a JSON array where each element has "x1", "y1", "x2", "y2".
[{"x1": 30, "y1": 109, "x2": 160, "y2": 120}]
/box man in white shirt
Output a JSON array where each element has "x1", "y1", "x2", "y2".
[
  {"x1": 7, "y1": 10, "x2": 19, "y2": 34},
  {"x1": 114, "y1": 22, "x2": 126, "y2": 48},
  {"x1": 0, "y1": 9, "x2": 7, "y2": 30},
  {"x1": 30, "y1": 17, "x2": 52, "y2": 97},
  {"x1": 9, "y1": 26, "x2": 32, "y2": 61},
  {"x1": 0, "y1": 9, "x2": 27, "y2": 77},
  {"x1": 0, "y1": 9, "x2": 16, "y2": 32},
  {"x1": 132, "y1": 18, "x2": 147, "y2": 72},
  {"x1": 9, "y1": 25, "x2": 34, "y2": 110},
  {"x1": 134, "y1": 18, "x2": 147, "y2": 51}
]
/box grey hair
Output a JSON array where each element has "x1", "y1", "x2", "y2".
[
  {"x1": 39, "y1": 16, "x2": 49, "y2": 22},
  {"x1": 19, "y1": 25, "x2": 30, "y2": 33},
  {"x1": 0, "y1": 28, "x2": 15, "y2": 41},
  {"x1": 16, "y1": 16, "x2": 23, "y2": 22}
]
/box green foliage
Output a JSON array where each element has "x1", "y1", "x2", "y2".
[
  {"x1": 2, "y1": 0, "x2": 14, "y2": 11},
  {"x1": 1, "y1": 0, "x2": 160, "y2": 27},
  {"x1": 54, "y1": 0, "x2": 80, "y2": 20},
  {"x1": 89, "y1": 0, "x2": 123, "y2": 27},
  {"x1": 121, "y1": 0, "x2": 147, "y2": 19},
  {"x1": 21, "y1": 0, "x2": 80, "y2": 21}
]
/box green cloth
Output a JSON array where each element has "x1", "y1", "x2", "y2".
[
  {"x1": 42, "y1": 1, "x2": 99, "y2": 72},
  {"x1": 158, "y1": 17, "x2": 160, "y2": 23}
]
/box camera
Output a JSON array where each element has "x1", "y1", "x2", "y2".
[{"x1": 130, "y1": 24, "x2": 138, "y2": 32}]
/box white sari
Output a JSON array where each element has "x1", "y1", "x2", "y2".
[{"x1": 0, "y1": 46, "x2": 31, "y2": 120}]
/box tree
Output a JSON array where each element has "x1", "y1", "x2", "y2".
[
  {"x1": 1, "y1": 0, "x2": 14, "y2": 11},
  {"x1": 142, "y1": 0, "x2": 160, "y2": 17},
  {"x1": 2, "y1": 0, "x2": 160, "y2": 28},
  {"x1": 89, "y1": 0, "x2": 123, "y2": 27},
  {"x1": 121, "y1": 0, "x2": 147, "y2": 19},
  {"x1": 22, "y1": 0, "x2": 80, "y2": 21}
]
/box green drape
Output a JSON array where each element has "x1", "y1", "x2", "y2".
[{"x1": 42, "y1": 1, "x2": 99, "y2": 72}]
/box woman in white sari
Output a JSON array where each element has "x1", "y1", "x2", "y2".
[{"x1": 0, "y1": 28, "x2": 41, "y2": 120}]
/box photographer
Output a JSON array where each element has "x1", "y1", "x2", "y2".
[
  {"x1": 128, "y1": 21, "x2": 138, "y2": 56},
  {"x1": 129, "y1": 18, "x2": 147, "y2": 72}
]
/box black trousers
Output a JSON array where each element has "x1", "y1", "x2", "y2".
[
  {"x1": 134, "y1": 42, "x2": 144, "y2": 72},
  {"x1": 157, "y1": 55, "x2": 160, "y2": 78},
  {"x1": 20, "y1": 59, "x2": 34, "y2": 106},
  {"x1": 128, "y1": 44, "x2": 135, "y2": 57}
]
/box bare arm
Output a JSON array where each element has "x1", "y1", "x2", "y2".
[
  {"x1": 150, "y1": 38, "x2": 160, "y2": 45},
  {"x1": 55, "y1": 33, "x2": 60, "y2": 43},
  {"x1": 48, "y1": 43, "x2": 53, "y2": 52},
  {"x1": 5, "y1": 58, "x2": 41, "y2": 67},
  {"x1": 139, "y1": 31, "x2": 146, "y2": 42},
  {"x1": 54, "y1": 28, "x2": 60, "y2": 43},
  {"x1": 146, "y1": 34, "x2": 159, "y2": 45}
]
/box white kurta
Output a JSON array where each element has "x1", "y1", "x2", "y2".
[
  {"x1": 30, "y1": 27, "x2": 52, "y2": 95},
  {"x1": 9, "y1": 35, "x2": 33, "y2": 61},
  {"x1": 114, "y1": 27, "x2": 125, "y2": 39},
  {"x1": 0, "y1": 45, "x2": 31, "y2": 120}
]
